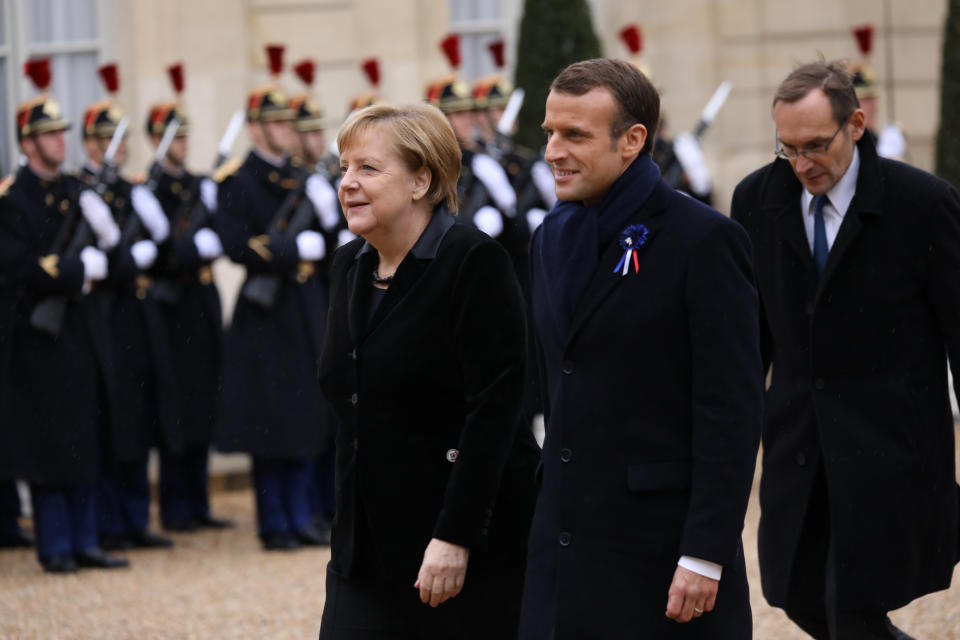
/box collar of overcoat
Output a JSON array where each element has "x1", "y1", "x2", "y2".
[
  {"x1": 760, "y1": 135, "x2": 884, "y2": 302},
  {"x1": 345, "y1": 209, "x2": 455, "y2": 345},
  {"x1": 554, "y1": 179, "x2": 671, "y2": 349}
]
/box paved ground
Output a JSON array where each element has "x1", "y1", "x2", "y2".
[{"x1": 2, "y1": 449, "x2": 959, "y2": 638}]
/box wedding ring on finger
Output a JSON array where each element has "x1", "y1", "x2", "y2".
[{"x1": 693, "y1": 607, "x2": 704, "y2": 614}]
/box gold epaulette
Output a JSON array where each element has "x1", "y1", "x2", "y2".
[
  {"x1": 214, "y1": 158, "x2": 242, "y2": 184},
  {"x1": 0, "y1": 174, "x2": 14, "y2": 198}
]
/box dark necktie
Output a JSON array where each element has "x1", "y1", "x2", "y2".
[{"x1": 812, "y1": 194, "x2": 829, "y2": 277}]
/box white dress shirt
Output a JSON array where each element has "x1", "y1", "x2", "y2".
[{"x1": 801, "y1": 146, "x2": 860, "y2": 253}]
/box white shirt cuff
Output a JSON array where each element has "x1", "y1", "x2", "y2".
[{"x1": 678, "y1": 555, "x2": 723, "y2": 581}]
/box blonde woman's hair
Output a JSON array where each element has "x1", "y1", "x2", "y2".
[{"x1": 337, "y1": 103, "x2": 461, "y2": 212}]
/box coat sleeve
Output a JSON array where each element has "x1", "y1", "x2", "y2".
[
  {"x1": 0, "y1": 200, "x2": 85, "y2": 296},
  {"x1": 217, "y1": 175, "x2": 300, "y2": 274},
  {"x1": 731, "y1": 180, "x2": 774, "y2": 375},
  {"x1": 680, "y1": 215, "x2": 764, "y2": 567},
  {"x1": 431, "y1": 238, "x2": 528, "y2": 548},
  {"x1": 920, "y1": 183, "x2": 960, "y2": 400}
]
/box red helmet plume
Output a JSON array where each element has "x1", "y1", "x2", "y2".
[
  {"x1": 266, "y1": 44, "x2": 285, "y2": 77},
  {"x1": 98, "y1": 63, "x2": 120, "y2": 95},
  {"x1": 619, "y1": 24, "x2": 642, "y2": 56},
  {"x1": 361, "y1": 58, "x2": 380, "y2": 87},
  {"x1": 24, "y1": 58, "x2": 52, "y2": 91},
  {"x1": 167, "y1": 63, "x2": 185, "y2": 95},
  {"x1": 487, "y1": 40, "x2": 505, "y2": 69},
  {"x1": 440, "y1": 34, "x2": 460, "y2": 70},
  {"x1": 852, "y1": 24, "x2": 873, "y2": 56},
  {"x1": 293, "y1": 59, "x2": 315, "y2": 87}
]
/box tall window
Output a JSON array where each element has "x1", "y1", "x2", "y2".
[
  {"x1": 2, "y1": 0, "x2": 107, "y2": 174},
  {"x1": 448, "y1": 0, "x2": 506, "y2": 83}
]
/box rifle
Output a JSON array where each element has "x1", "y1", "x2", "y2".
[
  {"x1": 660, "y1": 81, "x2": 731, "y2": 190},
  {"x1": 29, "y1": 117, "x2": 129, "y2": 336},
  {"x1": 117, "y1": 117, "x2": 179, "y2": 251},
  {"x1": 152, "y1": 112, "x2": 244, "y2": 304},
  {"x1": 239, "y1": 170, "x2": 318, "y2": 309}
]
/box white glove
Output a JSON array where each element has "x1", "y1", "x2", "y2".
[
  {"x1": 79, "y1": 190, "x2": 120, "y2": 250},
  {"x1": 306, "y1": 174, "x2": 341, "y2": 231},
  {"x1": 193, "y1": 228, "x2": 223, "y2": 260},
  {"x1": 877, "y1": 124, "x2": 907, "y2": 160},
  {"x1": 472, "y1": 153, "x2": 517, "y2": 217},
  {"x1": 80, "y1": 245, "x2": 108, "y2": 282},
  {"x1": 473, "y1": 205, "x2": 504, "y2": 238},
  {"x1": 673, "y1": 132, "x2": 712, "y2": 197},
  {"x1": 131, "y1": 239, "x2": 158, "y2": 270},
  {"x1": 337, "y1": 228, "x2": 357, "y2": 248},
  {"x1": 531, "y1": 160, "x2": 557, "y2": 208},
  {"x1": 296, "y1": 230, "x2": 325, "y2": 261},
  {"x1": 200, "y1": 178, "x2": 218, "y2": 213},
  {"x1": 131, "y1": 185, "x2": 170, "y2": 243},
  {"x1": 526, "y1": 207, "x2": 548, "y2": 233}
]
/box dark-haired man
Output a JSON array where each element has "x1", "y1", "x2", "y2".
[
  {"x1": 732, "y1": 60, "x2": 960, "y2": 640},
  {"x1": 520, "y1": 58, "x2": 762, "y2": 638}
]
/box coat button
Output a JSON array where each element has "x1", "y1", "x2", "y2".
[
  {"x1": 353, "y1": 438, "x2": 359, "y2": 451},
  {"x1": 349, "y1": 349, "x2": 357, "y2": 360},
  {"x1": 561, "y1": 360, "x2": 575, "y2": 375},
  {"x1": 350, "y1": 393, "x2": 358, "y2": 405},
  {"x1": 558, "y1": 531, "x2": 572, "y2": 546},
  {"x1": 814, "y1": 378, "x2": 825, "y2": 390},
  {"x1": 795, "y1": 452, "x2": 806, "y2": 466},
  {"x1": 804, "y1": 301, "x2": 814, "y2": 315},
  {"x1": 560, "y1": 448, "x2": 572, "y2": 463}
]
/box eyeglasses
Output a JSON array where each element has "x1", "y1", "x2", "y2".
[{"x1": 774, "y1": 118, "x2": 848, "y2": 160}]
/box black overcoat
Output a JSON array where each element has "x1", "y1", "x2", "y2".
[
  {"x1": 81, "y1": 169, "x2": 182, "y2": 463},
  {"x1": 152, "y1": 170, "x2": 222, "y2": 448},
  {"x1": 216, "y1": 152, "x2": 331, "y2": 459},
  {"x1": 731, "y1": 136, "x2": 960, "y2": 611},
  {"x1": 520, "y1": 180, "x2": 763, "y2": 639},
  {"x1": 318, "y1": 211, "x2": 539, "y2": 591},
  {"x1": 0, "y1": 167, "x2": 107, "y2": 485}
]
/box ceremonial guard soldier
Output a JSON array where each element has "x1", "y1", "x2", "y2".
[
  {"x1": 427, "y1": 35, "x2": 518, "y2": 245},
  {"x1": 0, "y1": 59, "x2": 127, "y2": 572},
  {"x1": 81, "y1": 64, "x2": 178, "y2": 551},
  {"x1": 289, "y1": 59, "x2": 342, "y2": 534},
  {"x1": 216, "y1": 45, "x2": 331, "y2": 550},
  {"x1": 473, "y1": 40, "x2": 555, "y2": 236},
  {"x1": 145, "y1": 63, "x2": 232, "y2": 531},
  {"x1": 849, "y1": 23, "x2": 908, "y2": 161}
]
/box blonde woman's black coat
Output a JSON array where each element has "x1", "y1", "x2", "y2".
[{"x1": 318, "y1": 211, "x2": 539, "y2": 587}]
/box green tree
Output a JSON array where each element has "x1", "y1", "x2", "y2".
[
  {"x1": 513, "y1": 0, "x2": 602, "y2": 150},
  {"x1": 936, "y1": 0, "x2": 960, "y2": 189}
]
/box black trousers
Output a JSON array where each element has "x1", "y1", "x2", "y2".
[
  {"x1": 319, "y1": 556, "x2": 525, "y2": 640},
  {"x1": 783, "y1": 462, "x2": 903, "y2": 640}
]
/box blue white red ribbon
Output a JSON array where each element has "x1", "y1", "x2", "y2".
[{"x1": 612, "y1": 224, "x2": 649, "y2": 276}]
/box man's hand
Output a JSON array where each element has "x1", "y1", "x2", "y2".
[
  {"x1": 414, "y1": 538, "x2": 469, "y2": 608},
  {"x1": 665, "y1": 565, "x2": 718, "y2": 623}
]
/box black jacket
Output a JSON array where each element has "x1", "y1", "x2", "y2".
[
  {"x1": 318, "y1": 211, "x2": 539, "y2": 586},
  {"x1": 80, "y1": 168, "x2": 182, "y2": 463},
  {"x1": 0, "y1": 167, "x2": 107, "y2": 484},
  {"x1": 731, "y1": 135, "x2": 960, "y2": 611},
  {"x1": 216, "y1": 151, "x2": 332, "y2": 458},
  {"x1": 521, "y1": 180, "x2": 762, "y2": 639},
  {"x1": 151, "y1": 169, "x2": 222, "y2": 448}
]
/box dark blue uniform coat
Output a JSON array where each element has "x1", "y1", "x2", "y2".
[
  {"x1": 731, "y1": 135, "x2": 960, "y2": 612},
  {"x1": 216, "y1": 152, "x2": 330, "y2": 459},
  {"x1": 0, "y1": 167, "x2": 107, "y2": 485},
  {"x1": 521, "y1": 180, "x2": 763, "y2": 639}
]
